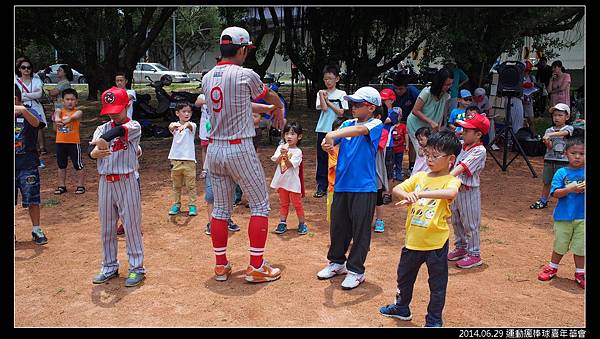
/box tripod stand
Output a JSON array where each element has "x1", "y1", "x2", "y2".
[{"x1": 487, "y1": 94, "x2": 538, "y2": 178}]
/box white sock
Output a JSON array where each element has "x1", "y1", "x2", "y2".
[
  {"x1": 575, "y1": 268, "x2": 585, "y2": 274},
  {"x1": 32, "y1": 225, "x2": 42, "y2": 234},
  {"x1": 548, "y1": 262, "x2": 559, "y2": 269}
]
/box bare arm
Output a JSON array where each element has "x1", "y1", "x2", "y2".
[
  {"x1": 252, "y1": 102, "x2": 275, "y2": 113},
  {"x1": 14, "y1": 105, "x2": 41, "y2": 127},
  {"x1": 321, "y1": 125, "x2": 370, "y2": 153},
  {"x1": 450, "y1": 163, "x2": 465, "y2": 177},
  {"x1": 412, "y1": 98, "x2": 438, "y2": 130},
  {"x1": 317, "y1": 90, "x2": 328, "y2": 111},
  {"x1": 552, "y1": 182, "x2": 585, "y2": 198}
]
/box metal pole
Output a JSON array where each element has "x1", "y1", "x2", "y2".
[{"x1": 172, "y1": 12, "x2": 177, "y2": 70}]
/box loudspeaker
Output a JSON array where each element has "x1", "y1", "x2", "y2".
[{"x1": 497, "y1": 61, "x2": 524, "y2": 97}]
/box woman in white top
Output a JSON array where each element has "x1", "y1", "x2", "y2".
[{"x1": 15, "y1": 57, "x2": 48, "y2": 154}]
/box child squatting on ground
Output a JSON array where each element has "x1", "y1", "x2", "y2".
[
  {"x1": 318, "y1": 86, "x2": 384, "y2": 290},
  {"x1": 537, "y1": 128, "x2": 585, "y2": 289},
  {"x1": 447, "y1": 113, "x2": 490, "y2": 269},
  {"x1": 379, "y1": 129, "x2": 462, "y2": 327},
  {"x1": 167, "y1": 103, "x2": 198, "y2": 217},
  {"x1": 271, "y1": 122, "x2": 308, "y2": 235}
]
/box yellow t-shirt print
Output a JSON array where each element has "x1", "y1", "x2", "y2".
[{"x1": 399, "y1": 172, "x2": 461, "y2": 251}]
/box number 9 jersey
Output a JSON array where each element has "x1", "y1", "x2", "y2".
[{"x1": 201, "y1": 61, "x2": 269, "y2": 141}]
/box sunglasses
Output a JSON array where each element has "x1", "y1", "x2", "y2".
[
  {"x1": 20, "y1": 65, "x2": 32, "y2": 70},
  {"x1": 462, "y1": 97, "x2": 472, "y2": 101}
]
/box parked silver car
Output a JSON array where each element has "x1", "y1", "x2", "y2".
[
  {"x1": 133, "y1": 63, "x2": 190, "y2": 84},
  {"x1": 38, "y1": 64, "x2": 87, "y2": 84}
]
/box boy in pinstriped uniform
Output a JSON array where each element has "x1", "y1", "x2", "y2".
[
  {"x1": 447, "y1": 113, "x2": 490, "y2": 269},
  {"x1": 89, "y1": 87, "x2": 145, "y2": 287}
]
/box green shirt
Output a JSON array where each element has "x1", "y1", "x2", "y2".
[{"x1": 407, "y1": 87, "x2": 450, "y2": 136}]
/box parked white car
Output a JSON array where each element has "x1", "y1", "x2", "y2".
[
  {"x1": 133, "y1": 63, "x2": 190, "y2": 83},
  {"x1": 38, "y1": 64, "x2": 87, "y2": 84}
]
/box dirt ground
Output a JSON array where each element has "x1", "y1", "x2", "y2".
[{"x1": 14, "y1": 104, "x2": 585, "y2": 327}]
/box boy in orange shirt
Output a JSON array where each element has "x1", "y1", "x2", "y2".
[
  {"x1": 53, "y1": 88, "x2": 85, "y2": 194},
  {"x1": 326, "y1": 117, "x2": 346, "y2": 223}
]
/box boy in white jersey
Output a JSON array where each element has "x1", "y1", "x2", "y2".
[
  {"x1": 447, "y1": 113, "x2": 490, "y2": 269},
  {"x1": 89, "y1": 87, "x2": 145, "y2": 287}
]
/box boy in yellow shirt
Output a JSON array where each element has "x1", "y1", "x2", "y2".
[
  {"x1": 326, "y1": 117, "x2": 346, "y2": 224},
  {"x1": 379, "y1": 129, "x2": 461, "y2": 327}
]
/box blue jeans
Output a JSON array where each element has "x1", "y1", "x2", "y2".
[
  {"x1": 395, "y1": 240, "x2": 449, "y2": 327},
  {"x1": 315, "y1": 132, "x2": 329, "y2": 192},
  {"x1": 15, "y1": 167, "x2": 41, "y2": 208},
  {"x1": 393, "y1": 152, "x2": 404, "y2": 180}
]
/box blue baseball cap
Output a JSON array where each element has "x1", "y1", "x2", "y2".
[
  {"x1": 343, "y1": 86, "x2": 382, "y2": 106},
  {"x1": 459, "y1": 89, "x2": 472, "y2": 99}
]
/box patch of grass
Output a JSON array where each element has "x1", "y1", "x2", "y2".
[
  {"x1": 480, "y1": 224, "x2": 490, "y2": 232},
  {"x1": 42, "y1": 198, "x2": 61, "y2": 207}
]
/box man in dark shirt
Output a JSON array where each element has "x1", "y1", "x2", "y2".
[
  {"x1": 15, "y1": 85, "x2": 48, "y2": 245},
  {"x1": 535, "y1": 57, "x2": 553, "y2": 116}
]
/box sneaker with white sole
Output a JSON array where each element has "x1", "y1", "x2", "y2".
[
  {"x1": 245, "y1": 260, "x2": 281, "y2": 283},
  {"x1": 317, "y1": 262, "x2": 348, "y2": 280},
  {"x1": 379, "y1": 304, "x2": 412, "y2": 320},
  {"x1": 215, "y1": 262, "x2": 232, "y2": 281},
  {"x1": 341, "y1": 271, "x2": 365, "y2": 290}
]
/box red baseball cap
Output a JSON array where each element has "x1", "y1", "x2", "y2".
[
  {"x1": 100, "y1": 87, "x2": 130, "y2": 115},
  {"x1": 456, "y1": 113, "x2": 490, "y2": 135},
  {"x1": 379, "y1": 88, "x2": 397, "y2": 101}
]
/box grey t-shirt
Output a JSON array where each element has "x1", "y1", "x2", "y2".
[{"x1": 543, "y1": 125, "x2": 574, "y2": 162}]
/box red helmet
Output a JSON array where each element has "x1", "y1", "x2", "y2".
[{"x1": 380, "y1": 88, "x2": 397, "y2": 102}]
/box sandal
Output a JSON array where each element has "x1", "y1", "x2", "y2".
[
  {"x1": 54, "y1": 186, "x2": 67, "y2": 195},
  {"x1": 313, "y1": 191, "x2": 326, "y2": 198},
  {"x1": 75, "y1": 186, "x2": 86, "y2": 194},
  {"x1": 530, "y1": 200, "x2": 548, "y2": 209}
]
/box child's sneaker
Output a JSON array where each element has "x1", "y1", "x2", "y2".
[
  {"x1": 575, "y1": 272, "x2": 585, "y2": 289},
  {"x1": 379, "y1": 304, "x2": 412, "y2": 321},
  {"x1": 245, "y1": 260, "x2": 281, "y2": 283},
  {"x1": 205, "y1": 223, "x2": 211, "y2": 235},
  {"x1": 31, "y1": 229, "x2": 48, "y2": 245},
  {"x1": 274, "y1": 222, "x2": 287, "y2": 234},
  {"x1": 530, "y1": 199, "x2": 548, "y2": 209},
  {"x1": 168, "y1": 204, "x2": 181, "y2": 215},
  {"x1": 537, "y1": 265, "x2": 558, "y2": 281},
  {"x1": 374, "y1": 219, "x2": 385, "y2": 233},
  {"x1": 227, "y1": 219, "x2": 240, "y2": 232},
  {"x1": 38, "y1": 159, "x2": 46, "y2": 169},
  {"x1": 341, "y1": 271, "x2": 365, "y2": 290},
  {"x1": 297, "y1": 223, "x2": 308, "y2": 235},
  {"x1": 447, "y1": 248, "x2": 468, "y2": 261},
  {"x1": 214, "y1": 262, "x2": 232, "y2": 281},
  {"x1": 188, "y1": 205, "x2": 198, "y2": 216},
  {"x1": 382, "y1": 194, "x2": 392, "y2": 205},
  {"x1": 456, "y1": 255, "x2": 482, "y2": 269},
  {"x1": 317, "y1": 262, "x2": 348, "y2": 280}
]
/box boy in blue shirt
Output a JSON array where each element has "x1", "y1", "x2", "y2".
[
  {"x1": 317, "y1": 87, "x2": 383, "y2": 290},
  {"x1": 447, "y1": 89, "x2": 472, "y2": 135},
  {"x1": 537, "y1": 129, "x2": 585, "y2": 288},
  {"x1": 15, "y1": 85, "x2": 48, "y2": 245}
]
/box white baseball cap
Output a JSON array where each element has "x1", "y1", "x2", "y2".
[
  {"x1": 474, "y1": 88, "x2": 486, "y2": 97},
  {"x1": 220, "y1": 27, "x2": 255, "y2": 48},
  {"x1": 343, "y1": 86, "x2": 382, "y2": 106},
  {"x1": 549, "y1": 103, "x2": 570, "y2": 115}
]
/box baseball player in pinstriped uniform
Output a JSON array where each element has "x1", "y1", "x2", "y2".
[
  {"x1": 448, "y1": 111, "x2": 489, "y2": 269},
  {"x1": 203, "y1": 27, "x2": 285, "y2": 283},
  {"x1": 89, "y1": 87, "x2": 146, "y2": 287}
]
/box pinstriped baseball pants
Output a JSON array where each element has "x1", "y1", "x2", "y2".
[
  {"x1": 206, "y1": 138, "x2": 270, "y2": 219},
  {"x1": 98, "y1": 174, "x2": 145, "y2": 275},
  {"x1": 450, "y1": 186, "x2": 481, "y2": 256}
]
